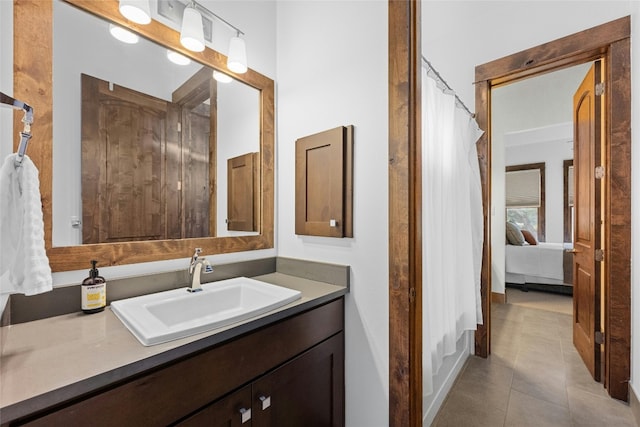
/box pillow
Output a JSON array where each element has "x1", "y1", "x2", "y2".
[
  {"x1": 506, "y1": 222, "x2": 525, "y2": 245},
  {"x1": 521, "y1": 229, "x2": 538, "y2": 245}
]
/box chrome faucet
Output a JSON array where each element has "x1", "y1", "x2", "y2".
[{"x1": 188, "y1": 248, "x2": 214, "y2": 293}]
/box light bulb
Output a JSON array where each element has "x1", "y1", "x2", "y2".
[
  {"x1": 167, "y1": 50, "x2": 191, "y2": 66},
  {"x1": 109, "y1": 24, "x2": 139, "y2": 44},
  {"x1": 213, "y1": 70, "x2": 233, "y2": 83},
  {"x1": 118, "y1": 0, "x2": 151, "y2": 25},
  {"x1": 227, "y1": 36, "x2": 247, "y2": 73},
  {"x1": 180, "y1": 7, "x2": 205, "y2": 52}
]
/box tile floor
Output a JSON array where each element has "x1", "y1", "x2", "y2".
[{"x1": 432, "y1": 290, "x2": 636, "y2": 426}]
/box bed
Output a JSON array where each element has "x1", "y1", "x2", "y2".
[{"x1": 505, "y1": 242, "x2": 574, "y2": 295}]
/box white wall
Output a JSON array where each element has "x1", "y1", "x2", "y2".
[
  {"x1": 423, "y1": 0, "x2": 637, "y2": 418},
  {"x1": 276, "y1": 1, "x2": 389, "y2": 425},
  {"x1": 216, "y1": 80, "x2": 261, "y2": 237}
]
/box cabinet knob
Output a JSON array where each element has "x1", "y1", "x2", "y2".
[
  {"x1": 239, "y1": 407, "x2": 251, "y2": 423},
  {"x1": 259, "y1": 395, "x2": 271, "y2": 410}
]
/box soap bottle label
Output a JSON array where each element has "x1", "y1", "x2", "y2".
[{"x1": 82, "y1": 284, "x2": 106, "y2": 310}]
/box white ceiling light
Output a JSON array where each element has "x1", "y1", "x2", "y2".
[
  {"x1": 109, "y1": 24, "x2": 140, "y2": 44},
  {"x1": 227, "y1": 35, "x2": 247, "y2": 74},
  {"x1": 118, "y1": 0, "x2": 151, "y2": 25},
  {"x1": 213, "y1": 70, "x2": 232, "y2": 83},
  {"x1": 167, "y1": 50, "x2": 191, "y2": 66},
  {"x1": 180, "y1": 6, "x2": 205, "y2": 52}
]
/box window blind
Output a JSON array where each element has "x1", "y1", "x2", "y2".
[{"x1": 506, "y1": 169, "x2": 541, "y2": 208}]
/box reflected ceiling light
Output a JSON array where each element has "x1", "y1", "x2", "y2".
[
  {"x1": 180, "y1": 6, "x2": 205, "y2": 52},
  {"x1": 109, "y1": 24, "x2": 140, "y2": 44},
  {"x1": 213, "y1": 70, "x2": 233, "y2": 83},
  {"x1": 227, "y1": 34, "x2": 247, "y2": 74},
  {"x1": 118, "y1": 0, "x2": 151, "y2": 25},
  {"x1": 167, "y1": 50, "x2": 191, "y2": 66}
]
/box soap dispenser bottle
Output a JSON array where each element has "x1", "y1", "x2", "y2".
[{"x1": 81, "y1": 260, "x2": 106, "y2": 314}]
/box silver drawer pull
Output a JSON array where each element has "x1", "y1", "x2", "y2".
[
  {"x1": 239, "y1": 407, "x2": 251, "y2": 423},
  {"x1": 329, "y1": 219, "x2": 338, "y2": 227},
  {"x1": 259, "y1": 395, "x2": 271, "y2": 410}
]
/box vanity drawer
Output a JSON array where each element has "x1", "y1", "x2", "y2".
[{"x1": 19, "y1": 298, "x2": 344, "y2": 426}]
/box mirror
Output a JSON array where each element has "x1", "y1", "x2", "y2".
[
  {"x1": 13, "y1": 0, "x2": 274, "y2": 272},
  {"x1": 52, "y1": 0, "x2": 260, "y2": 245}
]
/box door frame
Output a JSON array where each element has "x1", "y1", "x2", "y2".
[{"x1": 473, "y1": 17, "x2": 631, "y2": 401}]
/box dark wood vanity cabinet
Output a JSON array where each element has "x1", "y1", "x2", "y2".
[
  {"x1": 178, "y1": 333, "x2": 343, "y2": 427},
  {"x1": 18, "y1": 299, "x2": 344, "y2": 427}
]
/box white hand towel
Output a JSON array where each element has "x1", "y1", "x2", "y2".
[{"x1": 0, "y1": 154, "x2": 53, "y2": 313}]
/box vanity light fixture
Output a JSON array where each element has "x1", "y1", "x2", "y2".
[
  {"x1": 213, "y1": 70, "x2": 233, "y2": 83},
  {"x1": 118, "y1": 0, "x2": 151, "y2": 25},
  {"x1": 180, "y1": 4, "x2": 205, "y2": 52},
  {"x1": 176, "y1": 1, "x2": 248, "y2": 73},
  {"x1": 109, "y1": 24, "x2": 140, "y2": 44},
  {"x1": 167, "y1": 49, "x2": 191, "y2": 66},
  {"x1": 227, "y1": 33, "x2": 248, "y2": 74}
]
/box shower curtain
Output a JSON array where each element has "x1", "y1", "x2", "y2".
[{"x1": 422, "y1": 67, "x2": 484, "y2": 397}]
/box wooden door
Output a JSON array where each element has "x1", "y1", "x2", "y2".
[
  {"x1": 572, "y1": 61, "x2": 602, "y2": 381},
  {"x1": 81, "y1": 74, "x2": 172, "y2": 244},
  {"x1": 181, "y1": 102, "x2": 212, "y2": 238}
]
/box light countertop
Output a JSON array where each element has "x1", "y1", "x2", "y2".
[{"x1": 0, "y1": 273, "x2": 346, "y2": 423}]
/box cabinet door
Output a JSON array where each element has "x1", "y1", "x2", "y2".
[
  {"x1": 176, "y1": 385, "x2": 253, "y2": 427},
  {"x1": 252, "y1": 332, "x2": 344, "y2": 427}
]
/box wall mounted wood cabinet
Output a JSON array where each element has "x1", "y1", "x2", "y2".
[
  {"x1": 227, "y1": 152, "x2": 259, "y2": 232},
  {"x1": 295, "y1": 126, "x2": 353, "y2": 238}
]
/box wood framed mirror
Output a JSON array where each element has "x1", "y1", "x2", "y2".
[{"x1": 13, "y1": 0, "x2": 274, "y2": 272}]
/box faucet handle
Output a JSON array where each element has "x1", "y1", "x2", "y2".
[
  {"x1": 203, "y1": 264, "x2": 214, "y2": 274},
  {"x1": 191, "y1": 248, "x2": 203, "y2": 263}
]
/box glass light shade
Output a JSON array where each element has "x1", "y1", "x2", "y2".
[
  {"x1": 118, "y1": 0, "x2": 151, "y2": 25},
  {"x1": 167, "y1": 50, "x2": 191, "y2": 66},
  {"x1": 213, "y1": 70, "x2": 233, "y2": 83},
  {"x1": 227, "y1": 36, "x2": 247, "y2": 73},
  {"x1": 180, "y1": 7, "x2": 205, "y2": 52},
  {"x1": 109, "y1": 24, "x2": 140, "y2": 44}
]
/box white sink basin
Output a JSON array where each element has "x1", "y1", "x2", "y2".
[{"x1": 111, "y1": 277, "x2": 302, "y2": 346}]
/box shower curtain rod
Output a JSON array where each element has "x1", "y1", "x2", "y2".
[{"x1": 421, "y1": 56, "x2": 475, "y2": 118}]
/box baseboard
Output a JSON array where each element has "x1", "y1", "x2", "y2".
[
  {"x1": 492, "y1": 292, "x2": 506, "y2": 304},
  {"x1": 630, "y1": 383, "x2": 640, "y2": 426},
  {"x1": 422, "y1": 331, "x2": 472, "y2": 426}
]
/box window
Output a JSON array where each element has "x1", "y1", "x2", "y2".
[
  {"x1": 564, "y1": 160, "x2": 574, "y2": 243},
  {"x1": 506, "y1": 163, "x2": 545, "y2": 241}
]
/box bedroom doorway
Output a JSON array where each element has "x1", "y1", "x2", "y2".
[
  {"x1": 473, "y1": 17, "x2": 631, "y2": 401},
  {"x1": 495, "y1": 60, "x2": 598, "y2": 374}
]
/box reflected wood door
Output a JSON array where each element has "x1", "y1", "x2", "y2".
[
  {"x1": 81, "y1": 74, "x2": 172, "y2": 244},
  {"x1": 572, "y1": 61, "x2": 602, "y2": 381},
  {"x1": 227, "y1": 152, "x2": 258, "y2": 232},
  {"x1": 182, "y1": 102, "x2": 212, "y2": 238}
]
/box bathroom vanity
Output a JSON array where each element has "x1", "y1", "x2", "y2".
[{"x1": 0, "y1": 272, "x2": 346, "y2": 426}]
